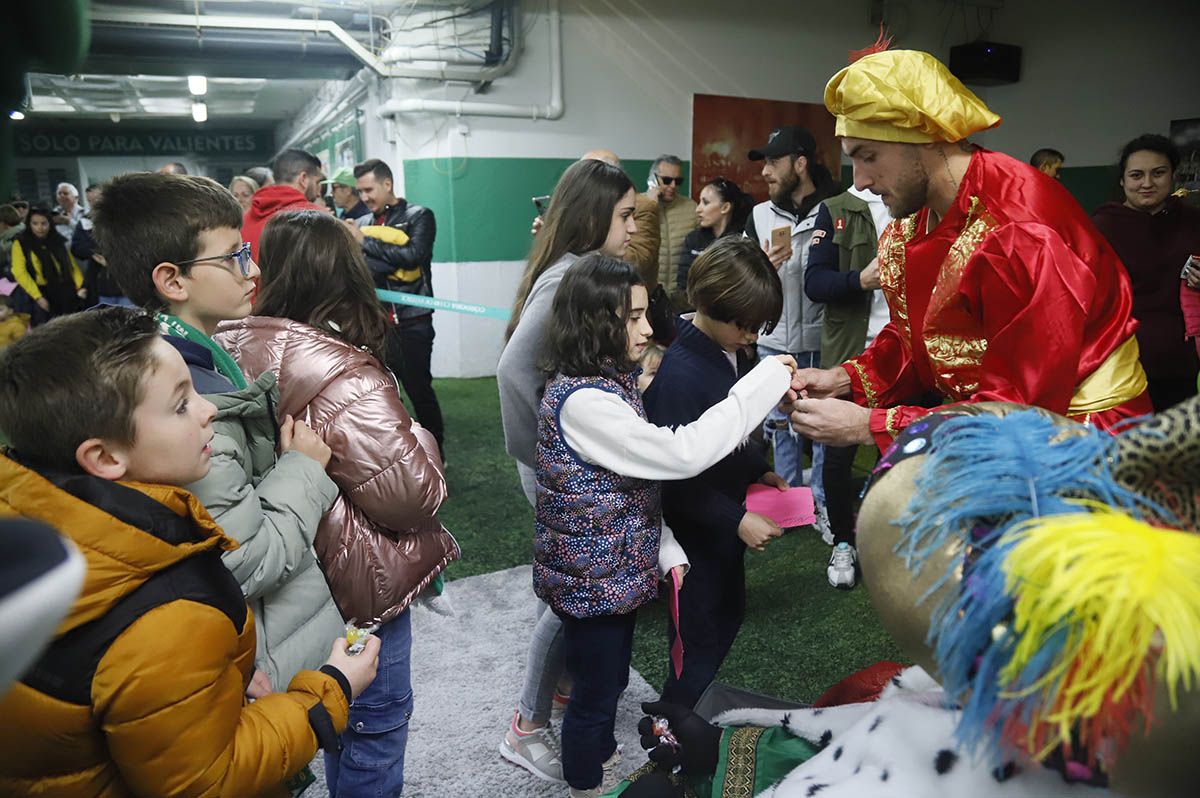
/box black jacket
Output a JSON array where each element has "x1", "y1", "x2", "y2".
[
  {"x1": 643, "y1": 316, "x2": 768, "y2": 554},
  {"x1": 340, "y1": 200, "x2": 370, "y2": 222},
  {"x1": 71, "y1": 220, "x2": 124, "y2": 303},
  {"x1": 362, "y1": 199, "x2": 436, "y2": 322}
]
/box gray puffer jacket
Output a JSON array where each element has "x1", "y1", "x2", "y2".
[{"x1": 186, "y1": 371, "x2": 343, "y2": 689}]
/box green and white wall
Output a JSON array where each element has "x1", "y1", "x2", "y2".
[{"x1": 282, "y1": 0, "x2": 1200, "y2": 377}]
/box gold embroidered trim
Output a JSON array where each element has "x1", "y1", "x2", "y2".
[
  {"x1": 885, "y1": 407, "x2": 901, "y2": 438},
  {"x1": 848, "y1": 359, "x2": 878, "y2": 409},
  {"x1": 722, "y1": 726, "x2": 766, "y2": 798},
  {"x1": 877, "y1": 217, "x2": 916, "y2": 347}
]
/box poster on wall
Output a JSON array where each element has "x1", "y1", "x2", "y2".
[
  {"x1": 691, "y1": 93, "x2": 839, "y2": 205},
  {"x1": 1169, "y1": 117, "x2": 1200, "y2": 198}
]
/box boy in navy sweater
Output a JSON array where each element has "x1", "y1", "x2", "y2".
[{"x1": 644, "y1": 236, "x2": 787, "y2": 708}]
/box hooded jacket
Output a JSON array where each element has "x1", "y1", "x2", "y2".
[
  {"x1": 216, "y1": 316, "x2": 457, "y2": 625},
  {"x1": 0, "y1": 455, "x2": 349, "y2": 797},
  {"x1": 242, "y1": 185, "x2": 327, "y2": 261}
]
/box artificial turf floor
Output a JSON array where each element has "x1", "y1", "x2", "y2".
[{"x1": 431, "y1": 377, "x2": 906, "y2": 704}]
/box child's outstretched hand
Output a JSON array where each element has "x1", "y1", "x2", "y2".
[
  {"x1": 759, "y1": 471, "x2": 789, "y2": 491},
  {"x1": 279, "y1": 414, "x2": 332, "y2": 469},
  {"x1": 771, "y1": 354, "x2": 797, "y2": 374},
  {"x1": 324, "y1": 635, "x2": 381, "y2": 701},
  {"x1": 738, "y1": 512, "x2": 782, "y2": 551}
]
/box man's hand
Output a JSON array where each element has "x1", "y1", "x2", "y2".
[
  {"x1": 764, "y1": 240, "x2": 792, "y2": 269},
  {"x1": 246, "y1": 668, "x2": 273, "y2": 699},
  {"x1": 35, "y1": 297, "x2": 50, "y2": 312},
  {"x1": 530, "y1": 215, "x2": 544, "y2": 237},
  {"x1": 738, "y1": 512, "x2": 783, "y2": 551},
  {"x1": 858, "y1": 257, "x2": 882, "y2": 291},
  {"x1": 279, "y1": 414, "x2": 332, "y2": 468},
  {"x1": 1184, "y1": 256, "x2": 1200, "y2": 290},
  {"x1": 789, "y1": 397, "x2": 873, "y2": 446},
  {"x1": 759, "y1": 470, "x2": 789, "y2": 490},
  {"x1": 52, "y1": 213, "x2": 69, "y2": 226},
  {"x1": 789, "y1": 366, "x2": 851, "y2": 400},
  {"x1": 343, "y1": 219, "x2": 365, "y2": 243},
  {"x1": 637, "y1": 700, "x2": 722, "y2": 776},
  {"x1": 645, "y1": 184, "x2": 661, "y2": 203}
]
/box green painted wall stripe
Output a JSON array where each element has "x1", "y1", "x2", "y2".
[
  {"x1": 403, "y1": 157, "x2": 688, "y2": 263},
  {"x1": 376, "y1": 288, "x2": 511, "y2": 320}
]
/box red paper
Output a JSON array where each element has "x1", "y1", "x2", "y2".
[
  {"x1": 745, "y1": 484, "x2": 816, "y2": 528},
  {"x1": 669, "y1": 568, "x2": 684, "y2": 680}
]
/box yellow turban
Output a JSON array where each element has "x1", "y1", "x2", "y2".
[{"x1": 824, "y1": 50, "x2": 1001, "y2": 144}]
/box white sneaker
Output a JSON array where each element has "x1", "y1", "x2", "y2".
[
  {"x1": 827, "y1": 542, "x2": 857, "y2": 589},
  {"x1": 500, "y1": 712, "x2": 566, "y2": 784},
  {"x1": 567, "y1": 749, "x2": 623, "y2": 797},
  {"x1": 814, "y1": 503, "x2": 834, "y2": 545}
]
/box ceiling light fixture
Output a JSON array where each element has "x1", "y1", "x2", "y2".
[
  {"x1": 187, "y1": 75, "x2": 208, "y2": 96},
  {"x1": 192, "y1": 101, "x2": 208, "y2": 123}
]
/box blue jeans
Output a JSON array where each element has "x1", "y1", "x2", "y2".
[
  {"x1": 559, "y1": 610, "x2": 637, "y2": 790},
  {"x1": 325, "y1": 610, "x2": 413, "y2": 797},
  {"x1": 758, "y1": 346, "x2": 824, "y2": 504}
]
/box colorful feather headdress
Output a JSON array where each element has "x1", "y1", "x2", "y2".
[{"x1": 893, "y1": 409, "x2": 1200, "y2": 776}]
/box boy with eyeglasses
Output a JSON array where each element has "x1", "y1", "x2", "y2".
[{"x1": 93, "y1": 172, "x2": 346, "y2": 698}]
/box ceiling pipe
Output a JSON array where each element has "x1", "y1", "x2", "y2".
[
  {"x1": 88, "y1": 6, "x2": 519, "y2": 83},
  {"x1": 376, "y1": 0, "x2": 561, "y2": 121}
]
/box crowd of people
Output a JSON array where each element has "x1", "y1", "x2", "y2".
[{"x1": 1, "y1": 43, "x2": 1198, "y2": 798}]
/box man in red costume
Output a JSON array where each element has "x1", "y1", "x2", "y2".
[{"x1": 789, "y1": 50, "x2": 1151, "y2": 453}]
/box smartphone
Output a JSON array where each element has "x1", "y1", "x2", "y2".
[
  {"x1": 770, "y1": 225, "x2": 791, "y2": 251},
  {"x1": 532, "y1": 195, "x2": 550, "y2": 217},
  {"x1": 647, "y1": 172, "x2": 658, "y2": 191}
]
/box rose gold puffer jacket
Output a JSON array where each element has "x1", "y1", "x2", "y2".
[{"x1": 216, "y1": 316, "x2": 458, "y2": 626}]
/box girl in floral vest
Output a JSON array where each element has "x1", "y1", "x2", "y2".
[{"x1": 533, "y1": 253, "x2": 796, "y2": 796}]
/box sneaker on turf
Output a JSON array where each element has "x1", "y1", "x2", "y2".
[
  {"x1": 828, "y1": 542, "x2": 857, "y2": 589},
  {"x1": 500, "y1": 712, "x2": 565, "y2": 784},
  {"x1": 566, "y1": 748, "x2": 622, "y2": 797}
]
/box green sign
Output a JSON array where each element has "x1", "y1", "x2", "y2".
[{"x1": 15, "y1": 128, "x2": 273, "y2": 158}]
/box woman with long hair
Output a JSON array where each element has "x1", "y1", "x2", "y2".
[
  {"x1": 10, "y1": 207, "x2": 85, "y2": 325},
  {"x1": 496, "y1": 157, "x2": 638, "y2": 785},
  {"x1": 676, "y1": 177, "x2": 754, "y2": 306},
  {"x1": 215, "y1": 209, "x2": 455, "y2": 797}
]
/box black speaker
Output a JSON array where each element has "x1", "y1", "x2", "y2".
[{"x1": 949, "y1": 41, "x2": 1022, "y2": 86}]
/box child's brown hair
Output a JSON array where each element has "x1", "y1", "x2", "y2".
[{"x1": 687, "y1": 236, "x2": 783, "y2": 334}]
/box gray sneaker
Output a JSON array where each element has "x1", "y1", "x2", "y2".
[
  {"x1": 814, "y1": 502, "x2": 834, "y2": 546},
  {"x1": 500, "y1": 713, "x2": 565, "y2": 784},
  {"x1": 567, "y1": 749, "x2": 622, "y2": 797}
]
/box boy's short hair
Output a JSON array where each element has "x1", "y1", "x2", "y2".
[
  {"x1": 687, "y1": 236, "x2": 783, "y2": 335},
  {"x1": 0, "y1": 205, "x2": 19, "y2": 226},
  {"x1": 272, "y1": 149, "x2": 321, "y2": 184},
  {"x1": 353, "y1": 158, "x2": 393, "y2": 184},
  {"x1": 91, "y1": 173, "x2": 243, "y2": 309},
  {"x1": 0, "y1": 308, "x2": 161, "y2": 472}
]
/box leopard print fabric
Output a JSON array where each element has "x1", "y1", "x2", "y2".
[{"x1": 1113, "y1": 394, "x2": 1200, "y2": 533}]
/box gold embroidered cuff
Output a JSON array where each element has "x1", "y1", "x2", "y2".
[
  {"x1": 885, "y1": 407, "x2": 901, "y2": 438},
  {"x1": 848, "y1": 359, "x2": 878, "y2": 409},
  {"x1": 722, "y1": 726, "x2": 765, "y2": 798}
]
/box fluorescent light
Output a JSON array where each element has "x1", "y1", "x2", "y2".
[
  {"x1": 187, "y1": 75, "x2": 208, "y2": 96},
  {"x1": 191, "y1": 101, "x2": 208, "y2": 123},
  {"x1": 9, "y1": 110, "x2": 24, "y2": 120}
]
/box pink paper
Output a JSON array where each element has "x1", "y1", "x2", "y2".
[{"x1": 745, "y1": 484, "x2": 816, "y2": 528}]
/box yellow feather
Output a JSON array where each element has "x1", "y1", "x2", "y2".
[{"x1": 998, "y1": 509, "x2": 1200, "y2": 757}]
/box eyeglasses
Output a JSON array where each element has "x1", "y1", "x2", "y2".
[
  {"x1": 655, "y1": 174, "x2": 681, "y2": 186},
  {"x1": 176, "y1": 242, "x2": 254, "y2": 279}
]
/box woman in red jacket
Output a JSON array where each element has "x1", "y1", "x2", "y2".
[
  {"x1": 1093, "y1": 134, "x2": 1200, "y2": 411},
  {"x1": 215, "y1": 209, "x2": 458, "y2": 798}
]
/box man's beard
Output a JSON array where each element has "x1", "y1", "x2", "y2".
[
  {"x1": 887, "y1": 156, "x2": 930, "y2": 219},
  {"x1": 769, "y1": 169, "x2": 799, "y2": 206}
]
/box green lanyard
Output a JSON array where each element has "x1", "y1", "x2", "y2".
[{"x1": 156, "y1": 313, "x2": 248, "y2": 390}]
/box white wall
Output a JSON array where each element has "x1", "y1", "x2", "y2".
[{"x1": 293, "y1": 0, "x2": 1200, "y2": 377}]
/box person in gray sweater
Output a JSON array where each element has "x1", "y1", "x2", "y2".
[{"x1": 496, "y1": 157, "x2": 641, "y2": 786}]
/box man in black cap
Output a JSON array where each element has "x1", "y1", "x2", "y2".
[{"x1": 745, "y1": 126, "x2": 840, "y2": 544}]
